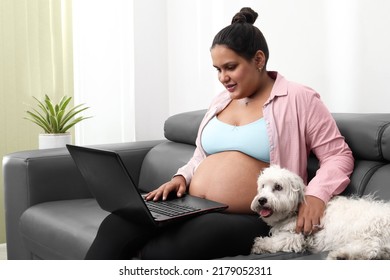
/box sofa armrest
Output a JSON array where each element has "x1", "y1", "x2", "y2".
[
  {"x1": 3, "y1": 140, "x2": 163, "y2": 259},
  {"x1": 3, "y1": 141, "x2": 163, "y2": 206}
]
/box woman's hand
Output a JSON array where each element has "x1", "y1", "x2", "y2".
[
  {"x1": 296, "y1": 195, "x2": 325, "y2": 235},
  {"x1": 145, "y1": 175, "x2": 187, "y2": 201}
]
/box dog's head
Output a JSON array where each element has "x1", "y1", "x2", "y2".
[{"x1": 251, "y1": 165, "x2": 306, "y2": 226}]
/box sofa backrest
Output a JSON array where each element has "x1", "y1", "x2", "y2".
[
  {"x1": 138, "y1": 110, "x2": 390, "y2": 200},
  {"x1": 332, "y1": 113, "x2": 390, "y2": 199},
  {"x1": 138, "y1": 110, "x2": 205, "y2": 192}
]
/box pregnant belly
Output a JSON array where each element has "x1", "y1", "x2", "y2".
[{"x1": 188, "y1": 151, "x2": 269, "y2": 214}]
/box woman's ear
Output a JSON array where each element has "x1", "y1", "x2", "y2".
[{"x1": 254, "y1": 50, "x2": 265, "y2": 68}]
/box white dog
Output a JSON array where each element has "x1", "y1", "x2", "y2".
[{"x1": 250, "y1": 165, "x2": 390, "y2": 260}]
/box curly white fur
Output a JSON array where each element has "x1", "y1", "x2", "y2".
[{"x1": 250, "y1": 165, "x2": 390, "y2": 260}]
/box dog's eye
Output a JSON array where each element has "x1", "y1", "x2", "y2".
[
  {"x1": 261, "y1": 184, "x2": 265, "y2": 189},
  {"x1": 274, "y1": 184, "x2": 283, "y2": 191}
]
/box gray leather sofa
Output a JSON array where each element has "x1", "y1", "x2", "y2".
[{"x1": 3, "y1": 110, "x2": 390, "y2": 260}]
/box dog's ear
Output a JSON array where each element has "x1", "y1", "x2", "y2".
[
  {"x1": 297, "y1": 188, "x2": 305, "y2": 203},
  {"x1": 257, "y1": 168, "x2": 267, "y2": 185},
  {"x1": 260, "y1": 165, "x2": 270, "y2": 174},
  {"x1": 290, "y1": 175, "x2": 306, "y2": 203}
]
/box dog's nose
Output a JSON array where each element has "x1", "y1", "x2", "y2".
[{"x1": 258, "y1": 197, "x2": 267, "y2": 206}]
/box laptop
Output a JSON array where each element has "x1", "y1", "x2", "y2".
[{"x1": 66, "y1": 144, "x2": 228, "y2": 227}]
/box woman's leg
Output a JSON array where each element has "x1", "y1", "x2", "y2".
[
  {"x1": 85, "y1": 213, "x2": 156, "y2": 259},
  {"x1": 139, "y1": 212, "x2": 269, "y2": 259}
]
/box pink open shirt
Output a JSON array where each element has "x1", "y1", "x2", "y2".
[{"x1": 176, "y1": 72, "x2": 354, "y2": 203}]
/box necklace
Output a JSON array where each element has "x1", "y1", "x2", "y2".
[{"x1": 240, "y1": 97, "x2": 252, "y2": 106}]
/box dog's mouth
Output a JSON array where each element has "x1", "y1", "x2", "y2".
[{"x1": 259, "y1": 207, "x2": 273, "y2": 218}]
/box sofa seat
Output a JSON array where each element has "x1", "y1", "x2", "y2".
[{"x1": 20, "y1": 199, "x2": 108, "y2": 260}]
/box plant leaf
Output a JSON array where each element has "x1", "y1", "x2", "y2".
[
  {"x1": 60, "y1": 116, "x2": 91, "y2": 133},
  {"x1": 60, "y1": 106, "x2": 89, "y2": 130},
  {"x1": 44, "y1": 96, "x2": 56, "y2": 117},
  {"x1": 24, "y1": 117, "x2": 50, "y2": 133},
  {"x1": 55, "y1": 104, "x2": 60, "y2": 115},
  {"x1": 49, "y1": 115, "x2": 59, "y2": 133},
  {"x1": 25, "y1": 95, "x2": 91, "y2": 134},
  {"x1": 59, "y1": 96, "x2": 72, "y2": 111},
  {"x1": 56, "y1": 109, "x2": 65, "y2": 125},
  {"x1": 25, "y1": 111, "x2": 52, "y2": 133}
]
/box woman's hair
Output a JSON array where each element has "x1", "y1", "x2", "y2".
[{"x1": 211, "y1": 7, "x2": 269, "y2": 65}]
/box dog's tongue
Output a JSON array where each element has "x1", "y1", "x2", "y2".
[{"x1": 260, "y1": 208, "x2": 272, "y2": 217}]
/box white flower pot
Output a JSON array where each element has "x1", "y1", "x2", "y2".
[{"x1": 39, "y1": 133, "x2": 72, "y2": 149}]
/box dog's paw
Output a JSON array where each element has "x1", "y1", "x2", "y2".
[
  {"x1": 327, "y1": 247, "x2": 382, "y2": 260},
  {"x1": 251, "y1": 246, "x2": 268, "y2": 254},
  {"x1": 327, "y1": 250, "x2": 350, "y2": 260},
  {"x1": 251, "y1": 237, "x2": 269, "y2": 254}
]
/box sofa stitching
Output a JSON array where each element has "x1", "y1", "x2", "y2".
[
  {"x1": 377, "y1": 122, "x2": 390, "y2": 161},
  {"x1": 357, "y1": 163, "x2": 386, "y2": 196}
]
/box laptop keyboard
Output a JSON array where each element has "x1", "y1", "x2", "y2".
[{"x1": 145, "y1": 200, "x2": 201, "y2": 217}]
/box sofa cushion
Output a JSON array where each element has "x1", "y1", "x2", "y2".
[
  {"x1": 382, "y1": 122, "x2": 390, "y2": 161},
  {"x1": 333, "y1": 113, "x2": 390, "y2": 161},
  {"x1": 342, "y1": 160, "x2": 385, "y2": 196},
  {"x1": 164, "y1": 109, "x2": 206, "y2": 145},
  {"x1": 19, "y1": 199, "x2": 109, "y2": 260},
  {"x1": 363, "y1": 165, "x2": 390, "y2": 200},
  {"x1": 138, "y1": 142, "x2": 195, "y2": 192}
]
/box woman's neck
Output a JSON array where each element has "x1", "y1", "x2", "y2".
[{"x1": 241, "y1": 72, "x2": 275, "y2": 106}]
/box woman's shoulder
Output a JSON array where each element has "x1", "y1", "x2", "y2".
[
  {"x1": 271, "y1": 72, "x2": 319, "y2": 100},
  {"x1": 287, "y1": 81, "x2": 319, "y2": 98},
  {"x1": 273, "y1": 73, "x2": 324, "y2": 110},
  {"x1": 284, "y1": 79, "x2": 321, "y2": 104}
]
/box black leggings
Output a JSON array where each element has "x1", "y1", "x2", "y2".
[{"x1": 85, "y1": 212, "x2": 270, "y2": 260}]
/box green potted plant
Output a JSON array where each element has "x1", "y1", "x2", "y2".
[{"x1": 25, "y1": 94, "x2": 91, "y2": 149}]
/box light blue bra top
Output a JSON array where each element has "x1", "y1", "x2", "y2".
[{"x1": 201, "y1": 116, "x2": 270, "y2": 162}]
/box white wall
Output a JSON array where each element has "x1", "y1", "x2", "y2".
[
  {"x1": 74, "y1": 0, "x2": 390, "y2": 145},
  {"x1": 167, "y1": 0, "x2": 390, "y2": 115},
  {"x1": 166, "y1": 0, "x2": 223, "y2": 115},
  {"x1": 259, "y1": 0, "x2": 390, "y2": 113},
  {"x1": 133, "y1": 0, "x2": 169, "y2": 140}
]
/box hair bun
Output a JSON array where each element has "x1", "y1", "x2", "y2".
[{"x1": 231, "y1": 7, "x2": 258, "y2": 24}]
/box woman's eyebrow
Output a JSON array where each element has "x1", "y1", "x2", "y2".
[{"x1": 213, "y1": 61, "x2": 237, "y2": 69}]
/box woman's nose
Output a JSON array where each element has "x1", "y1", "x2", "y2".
[{"x1": 219, "y1": 71, "x2": 229, "y2": 83}]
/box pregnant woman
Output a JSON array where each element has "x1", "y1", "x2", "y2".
[{"x1": 87, "y1": 7, "x2": 353, "y2": 260}]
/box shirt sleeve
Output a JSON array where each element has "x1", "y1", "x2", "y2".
[
  {"x1": 304, "y1": 93, "x2": 354, "y2": 203},
  {"x1": 174, "y1": 144, "x2": 206, "y2": 187}
]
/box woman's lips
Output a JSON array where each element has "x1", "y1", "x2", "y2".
[{"x1": 226, "y1": 83, "x2": 237, "y2": 92}]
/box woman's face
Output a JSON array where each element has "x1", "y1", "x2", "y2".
[{"x1": 211, "y1": 45, "x2": 262, "y2": 100}]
